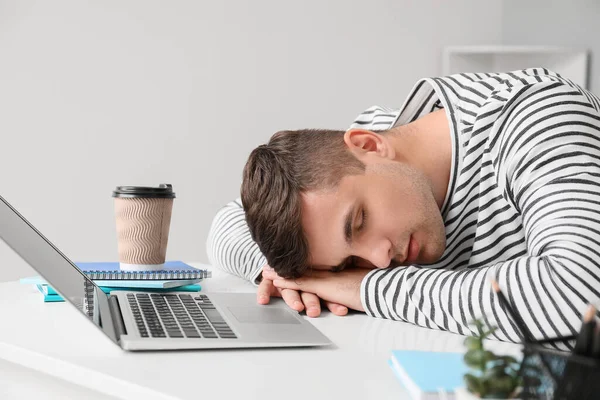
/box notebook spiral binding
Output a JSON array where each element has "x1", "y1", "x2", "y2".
[{"x1": 83, "y1": 270, "x2": 212, "y2": 280}]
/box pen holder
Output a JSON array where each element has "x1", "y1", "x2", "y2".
[{"x1": 519, "y1": 340, "x2": 600, "y2": 400}]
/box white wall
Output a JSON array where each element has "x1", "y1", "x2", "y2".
[
  {"x1": 0, "y1": 0, "x2": 504, "y2": 281},
  {"x1": 502, "y1": 0, "x2": 600, "y2": 96}
]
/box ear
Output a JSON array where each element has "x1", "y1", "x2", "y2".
[{"x1": 343, "y1": 129, "x2": 395, "y2": 160}]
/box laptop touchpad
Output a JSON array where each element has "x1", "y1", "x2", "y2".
[{"x1": 228, "y1": 307, "x2": 300, "y2": 324}]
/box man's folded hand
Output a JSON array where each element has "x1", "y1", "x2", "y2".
[
  {"x1": 256, "y1": 265, "x2": 349, "y2": 317},
  {"x1": 262, "y1": 266, "x2": 370, "y2": 312}
]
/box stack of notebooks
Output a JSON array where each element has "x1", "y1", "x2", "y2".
[{"x1": 21, "y1": 261, "x2": 211, "y2": 302}]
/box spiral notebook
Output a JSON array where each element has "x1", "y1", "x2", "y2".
[{"x1": 75, "y1": 260, "x2": 211, "y2": 281}]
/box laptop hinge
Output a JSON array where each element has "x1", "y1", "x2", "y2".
[{"x1": 108, "y1": 295, "x2": 127, "y2": 339}]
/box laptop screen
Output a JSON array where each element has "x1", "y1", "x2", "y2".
[{"x1": 0, "y1": 195, "x2": 118, "y2": 344}]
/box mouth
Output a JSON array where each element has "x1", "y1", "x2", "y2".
[{"x1": 404, "y1": 235, "x2": 420, "y2": 264}]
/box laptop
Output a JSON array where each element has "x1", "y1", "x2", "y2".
[{"x1": 0, "y1": 194, "x2": 331, "y2": 351}]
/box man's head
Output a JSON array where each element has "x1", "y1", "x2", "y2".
[{"x1": 241, "y1": 127, "x2": 446, "y2": 279}]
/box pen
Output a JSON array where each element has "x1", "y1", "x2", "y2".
[
  {"x1": 574, "y1": 304, "x2": 597, "y2": 356},
  {"x1": 491, "y1": 279, "x2": 534, "y2": 342}
]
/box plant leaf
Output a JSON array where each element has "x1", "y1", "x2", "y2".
[
  {"x1": 483, "y1": 365, "x2": 506, "y2": 380},
  {"x1": 464, "y1": 373, "x2": 483, "y2": 395},
  {"x1": 472, "y1": 319, "x2": 485, "y2": 336},
  {"x1": 464, "y1": 337, "x2": 481, "y2": 350},
  {"x1": 486, "y1": 375, "x2": 515, "y2": 396},
  {"x1": 483, "y1": 350, "x2": 496, "y2": 363},
  {"x1": 464, "y1": 349, "x2": 486, "y2": 370}
]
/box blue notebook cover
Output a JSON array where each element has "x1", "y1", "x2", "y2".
[
  {"x1": 36, "y1": 283, "x2": 201, "y2": 302},
  {"x1": 388, "y1": 351, "x2": 467, "y2": 399}
]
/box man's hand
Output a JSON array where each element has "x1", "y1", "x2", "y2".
[
  {"x1": 256, "y1": 266, "x2": 349, "y2": 317},
  {"x1": 261, "y1": 267, "x2": 371, "y2": 312}
]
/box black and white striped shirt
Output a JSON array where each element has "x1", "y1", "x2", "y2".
[{"x1": 207, "y1": 68, "x2": 600, "y2": 345}]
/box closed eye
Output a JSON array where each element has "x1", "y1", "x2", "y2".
[
  {"x1": 331, "y1": 264, "x2": 344, "y2": 273},
  {"x1": 357, "y1": 208, "x2": 367, "y2": 232},
  {"x1": 331, "y1": 256, "x2": 356, "y2": 273},
  {"x1": 335, "y1": 207, "x2": 367, "y2": 273}
]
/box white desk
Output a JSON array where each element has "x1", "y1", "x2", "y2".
[{"x1": 0, "y1": 263, "x2": 522, "y2": 400}]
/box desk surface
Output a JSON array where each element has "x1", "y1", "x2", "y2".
[{"x1": 0, "y1": 263, "x2": 522, "y2": 400}]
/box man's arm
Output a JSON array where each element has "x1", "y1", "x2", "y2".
[{"x1": 206, "y1": 198, "x2": 265, "y2": 284}]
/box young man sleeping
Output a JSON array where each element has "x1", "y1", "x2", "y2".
[{"x1": 208, "y1": 68, "x2": 600, "y2": 346}]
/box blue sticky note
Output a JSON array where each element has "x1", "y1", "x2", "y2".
[{"x1": 389, "y1": 351, "x2": 467, "y2": 398}]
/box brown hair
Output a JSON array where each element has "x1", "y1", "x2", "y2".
[{"x1": 241, "y1": 129, "x2": 365, "y2": 278}]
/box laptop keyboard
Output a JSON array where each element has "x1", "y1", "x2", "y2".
[{"x1": 126, "y1": 293, "x2": 237, "y2": 339}]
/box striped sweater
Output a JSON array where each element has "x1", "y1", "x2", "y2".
[{"x1": 207, "y1": 68, "x2": 600, "y2": 346}]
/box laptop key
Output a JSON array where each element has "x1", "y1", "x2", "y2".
[{"x1": 203, "y1": 309, "x2": 225, "y2": 323}]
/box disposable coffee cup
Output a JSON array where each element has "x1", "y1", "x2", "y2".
[{"x1": 112, "y1": 184, "x2": 176, "y2": 271}]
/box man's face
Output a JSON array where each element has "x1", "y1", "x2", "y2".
[{"x1": 301, "y1": 159, "x2": 446, "y2": 272}]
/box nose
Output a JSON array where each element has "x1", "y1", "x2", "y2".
[{"x1": 356, "y1": 237, "x2": 393, "y2": 269}]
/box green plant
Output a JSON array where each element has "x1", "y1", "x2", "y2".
[{"x1": 463, "y1": 319, "x2": 522, "y2": 399}]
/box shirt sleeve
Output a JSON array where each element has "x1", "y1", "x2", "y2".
[
  {"x1": 360, "y1": 85, "x2": 600, "y2": 346},
  {"x1": 206, "y1": 198, "x2": 265, "y2": 285}
]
